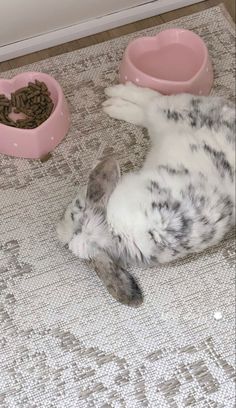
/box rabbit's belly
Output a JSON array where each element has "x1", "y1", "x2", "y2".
[
  {"x1": 107, "y1": 174, "x2": 156, "y2": 259},
  {"x1": 107, "y1": 168, "x2": 235, "y2": 264}
]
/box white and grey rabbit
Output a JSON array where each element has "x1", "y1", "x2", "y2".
[{"x1": 57, "y1": 82, "x2": 235, "y2": 307}]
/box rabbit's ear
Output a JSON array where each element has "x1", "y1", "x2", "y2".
[
  {"x1": 92, "y1": 252, "x2": 143, "y2": 307},
  {"x1": 86, "y1": 157, "x2": 120, "y2": 206}
]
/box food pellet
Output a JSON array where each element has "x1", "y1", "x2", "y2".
[
  {"x1": 0, "y1": 80, "x2": 54, "y2": 129},
  {"x1": 40, "y1": 152, "x2": 52, "y2": 162}
]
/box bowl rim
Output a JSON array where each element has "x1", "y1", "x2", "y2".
[
  {"x1": 124, "y1": 28, "x2": 209, "y2": 85},
  {"x1": 0, "y1": 71, "x2": 64, "y2": 134}
]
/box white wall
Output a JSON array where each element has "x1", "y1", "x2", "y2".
[
  {"x1": 0, "y1": 0, "x2": 143, "y2": 46},
  {"x1": 0, "y1": 0, "x2": 205, "y2": 61}
]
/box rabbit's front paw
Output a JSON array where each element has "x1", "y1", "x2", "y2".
[
  {"x1": 57, "y1": 218, "x2": 74, "y2": 245},
  {"x1": 57, "y1": 205, "x2": 75, "y2": 245},
  {"x1": 68, "y1": 235, "x2": 80, "y2": 256}
]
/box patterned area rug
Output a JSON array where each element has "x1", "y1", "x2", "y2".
[{"x1": 0, "y1": 5, "x2": 235, "y2": 408}]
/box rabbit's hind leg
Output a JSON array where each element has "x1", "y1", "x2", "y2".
[
  {"x1": 105, "y1": 82, "x2": 159, "y2": 108},
  {"x1": 103, "y1": 97, "x2": 145, "y2": 126}
]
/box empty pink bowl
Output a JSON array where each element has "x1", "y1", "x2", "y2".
[
  {"x1": 0, "y1": 72, "x2": 70, "y2": 159},
  {"x1": 119, "y1": 28, "x2": 214, "y2": 95}
]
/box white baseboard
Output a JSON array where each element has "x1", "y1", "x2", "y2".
[{"x1": 0, "y1": 0, "x2": 204, "y2": 62}]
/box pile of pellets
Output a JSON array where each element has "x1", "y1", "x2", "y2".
[{"x1": 0, "y1": 80, "x2": 54, "y2": 129}]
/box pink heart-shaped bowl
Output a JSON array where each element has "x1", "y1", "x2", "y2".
[
  {"x1": 0, "y1": 72, "x2": 70, "y2": 159},
  {"x1": 119, "y1": 28, "x2": 214, "y2": 96}
]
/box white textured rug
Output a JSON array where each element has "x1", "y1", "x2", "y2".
[{"x1": 0, "y1": 5, "x2": 235, "y2": 408}]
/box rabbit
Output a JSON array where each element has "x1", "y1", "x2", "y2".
[{"x1": 57, "y1": 82, "x2": 235, "y2": 307}]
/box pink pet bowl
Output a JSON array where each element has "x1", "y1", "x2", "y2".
[
  {"x1": 119, "y1": 28, "x2": 214, "y2": 95},
  {"x1": 0, "y1": 72, "x2": 70, "y2": 159}
]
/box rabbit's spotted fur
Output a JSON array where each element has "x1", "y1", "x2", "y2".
[{"x1": 57, "y1": 83, "x2": 235, "y2": 306}]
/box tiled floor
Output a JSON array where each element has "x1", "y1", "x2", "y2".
[{"x1": 0, "y1": 0, "x2": 235, "y2": 72}]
